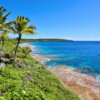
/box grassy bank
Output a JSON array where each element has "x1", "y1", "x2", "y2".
[{"x1": 0, "y1": 39, "x2": 80, "y2": 100}]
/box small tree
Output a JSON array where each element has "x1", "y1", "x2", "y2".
[{"x1": 22, "y1": 47, "x2": 32, "y2": 57}]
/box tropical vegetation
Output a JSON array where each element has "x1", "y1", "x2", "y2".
[{"x1": 0, "y1": 6, "x2": 80, "y2": 100}]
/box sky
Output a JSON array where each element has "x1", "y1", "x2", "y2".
[{"x1": 1, "y1": 0, "x2": 100, "y2": 40}]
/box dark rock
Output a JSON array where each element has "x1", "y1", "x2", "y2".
[{"x1": 3, "y1": 53, "x2": 10, "y2": 59}]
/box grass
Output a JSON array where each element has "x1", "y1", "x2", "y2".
[{"x1": 0, "y1": 39, "x2": 80, "y2": 100}]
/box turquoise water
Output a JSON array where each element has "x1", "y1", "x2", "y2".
[{"x1": 29, "y1": 41, "x2": 100, "y2": 80}]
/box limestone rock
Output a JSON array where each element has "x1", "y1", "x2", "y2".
[{"x1": 0, "y1": 63, "x2": 6, "y2": 68}]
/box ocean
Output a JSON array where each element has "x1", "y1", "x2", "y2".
[{"x1": 29, "y1": 41, "x2": 100, "y2": 81}]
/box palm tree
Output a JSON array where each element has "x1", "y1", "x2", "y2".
[
  {"x1": 0, "y1": 30, "x2": 10, "y2": 50},
  {"x1": 0, "y1": 7, "x2": 12, "y2": 61},
  {"x1": 0, "y1": 6, "x2": 12, "y2": 49},
  {"x1": 10, "y1": 15, "x2": 37, "y2": 61},
  {"x1": 0, "y1": 6, "x2": 12, "y2": 29}
]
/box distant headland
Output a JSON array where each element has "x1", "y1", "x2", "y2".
[{"x1": 19, "y1": 38, "x2": 72, "y2": 42}]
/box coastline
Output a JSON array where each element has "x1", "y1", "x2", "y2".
[
  {"x1": 19, "y1": 43, "x2": 51, "y2": 63},
  {"x1": 20, "y1": 43, "x2": 100, "y2": 100}
]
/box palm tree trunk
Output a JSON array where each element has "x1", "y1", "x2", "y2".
[{"x1": 14, "y1": 34, "x2": 21, "y2": 62}]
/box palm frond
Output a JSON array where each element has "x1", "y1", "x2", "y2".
[
  {"x1": 9, "y1": 25, "x2": 17, "y2": 33},
  {"x1": 5, "y1": 21, "x2": 14, "y2": 25},
  {"x1": 23, "y1": 28, "x2": 35, "y2": 35},
  {"x1": 3, "y1": 12, "x2": 12, "y2": 19},
  {"x1": 27, "y1": 25, "x2": 36, "y2": 30}
]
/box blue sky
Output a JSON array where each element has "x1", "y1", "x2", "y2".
[{"x1": 1, "y1": 0, "x2": 100, "y2": 40}]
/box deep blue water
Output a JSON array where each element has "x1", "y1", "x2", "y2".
[{"x1": 29, "y1": 41, "x2": 100, "y2": 80}]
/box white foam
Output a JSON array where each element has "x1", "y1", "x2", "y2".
[{"x1": 96, "y1": 75, "x2": 100, "y2": 82}]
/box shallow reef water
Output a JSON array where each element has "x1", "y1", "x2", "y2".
[{"x1": 29, "y1": 41, "x2": 100, "y2": 81}]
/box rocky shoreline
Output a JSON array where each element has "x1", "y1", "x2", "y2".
[
  {"x1": 48, "y1": 66, "x2": 100, "y2": 100},
  {"x1": 20, "y1": 43, "x2": 100, "y2": 100}
]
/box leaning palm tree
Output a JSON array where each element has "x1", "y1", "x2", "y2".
[{"x1": 10, "y1": 15, "x2": 37, "y2": 61}]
